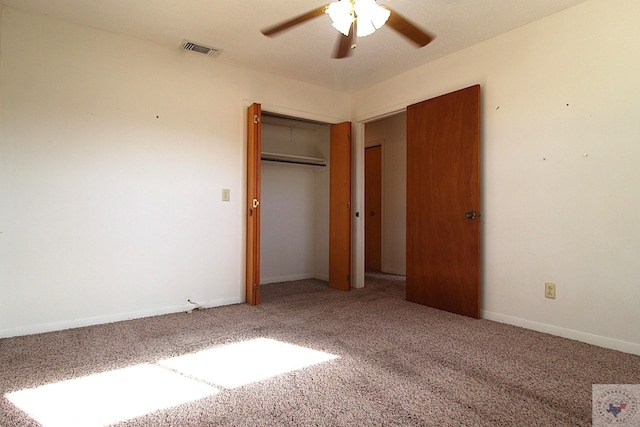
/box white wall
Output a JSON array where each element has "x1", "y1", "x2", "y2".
[
  {"x1": 364, "y1": 114, "x2": 406, "y2": 276},
  {"x1": 0, "y1": 7, "x2": 349, "y2": 337},
  {"x1": 260, "y1": 123, "x2": 330, "y2": 284},
  {"x1": 353, "y1": 0, "x2": 640, "y2": 354},
  {"x1": 260, "y1": 162, "x2": 316, "y2": 283}
]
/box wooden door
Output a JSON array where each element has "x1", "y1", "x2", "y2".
[
  {"x1": 406, "y1": 85, "x2": 481, "y2": 318},
  {"x1": 246, "y1": 103, "x2": 261, "y2": 305},
  {"x1": 365, "y1": 146, "x2": 382, "y2": 271},
  {"x1": 329, "y1": 122, "x2": 352, "y2": 291}
]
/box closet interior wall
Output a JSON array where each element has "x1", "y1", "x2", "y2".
[{"x1": 260, "y1": 115, "x2": 330, "y2": 284}]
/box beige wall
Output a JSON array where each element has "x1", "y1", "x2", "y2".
[
  {"x1": 353, "y1": 0, "x2": 640, "y2": 354},
  {"x1": 0, "y1": 7, "x2": 349, "y2": 336}
]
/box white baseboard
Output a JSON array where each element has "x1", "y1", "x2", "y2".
[
  {"x1": 482, "y1": 310, "x2": 640, "y2": 356},
  {"x1": 314, "y1": 273, "x2": 329, "y2": 282},
  {"x1": 0, "y1": 296, "x2": 243, "y2": 339},
  {"x1": 261, "y1": 273, "x2": 315, "y2": 285}
]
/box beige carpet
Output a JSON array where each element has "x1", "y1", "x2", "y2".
[{"x1": 1, "y1": 272, "x2": 639, "y2": 426}]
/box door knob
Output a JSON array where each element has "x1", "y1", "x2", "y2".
[{"x1": 464, "y1": 211, "x2": 477, "y2": 220}]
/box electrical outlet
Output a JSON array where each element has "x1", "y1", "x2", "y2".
[
  {"x1": 222, "y1": 189, "x2": 230, "y2": 202},
  {"x1": 545, "y1": 282, "x2": 556, "y2": 299}
]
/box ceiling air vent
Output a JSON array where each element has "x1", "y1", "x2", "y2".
[{"x1": 181, "y1": 40, "x2": 222, "y2": 57}]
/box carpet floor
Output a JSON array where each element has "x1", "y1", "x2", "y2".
[{"x1": 1, "y1": 272, "x2": 639, "y2": 426}]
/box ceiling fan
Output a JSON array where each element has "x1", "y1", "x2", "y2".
[{"x1": 261, "y1": 0, "x2": 435, "y2": 59}]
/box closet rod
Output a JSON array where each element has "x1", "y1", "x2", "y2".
[{"x1": 261, "y1": 152, "x2": 327, "y2": 167}]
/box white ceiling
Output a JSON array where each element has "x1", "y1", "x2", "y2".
[{"x1": 1, "y1": 0, "x2": 589, "y2": 92}]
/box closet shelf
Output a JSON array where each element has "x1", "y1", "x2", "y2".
[{"x1": 261, "y1": 152, "x2": 327, "y2": 167}]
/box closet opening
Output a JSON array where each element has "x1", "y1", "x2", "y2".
[{"x1": 259, "y1": 112, "x2": 332, "y2": 288}]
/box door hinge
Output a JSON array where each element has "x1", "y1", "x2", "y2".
[
  {"x1": 253, "y1": 283, "x2": 259, "y2": 292},
  {"x1": 347, "y1": 274, "x2": 350, "y2": 282},
  {"x1": 253, "y1": 114, "x2": 260, "y2": 124}
]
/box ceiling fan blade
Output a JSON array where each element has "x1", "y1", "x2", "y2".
[
  {"x1": 382, "y1": 6, "x2": 435, "y2": 47},
  {"x1": 334, "y1": 23, "x2": 356, "y2": 59},
  {"x1": 261, "y1": 5, "x2": 329, "y2": 37}
]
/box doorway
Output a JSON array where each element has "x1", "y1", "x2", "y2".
[
  {"x1": 363, "y1": 113, "x2": 407, "y2": 276},
  {"x1": 361, "y1": 85, "x2": 481, "y2": 319},
  {"x1": 245, "y1": 105, "x2": 352, "y2": 304}
]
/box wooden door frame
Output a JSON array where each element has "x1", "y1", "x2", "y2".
[{"x1": 246, "y1": 103, "x2": 262, "y2": 305}]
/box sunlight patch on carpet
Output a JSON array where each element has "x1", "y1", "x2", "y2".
[
  {"x1": 159, "y1": 337, "x2": 339, "y2": 388},
  {"x1": 6, "y1": 364, "x2": 219, "y2": 427},
  {"x1": 5, "y1": 338, "x2": 337, "y2": 426}
]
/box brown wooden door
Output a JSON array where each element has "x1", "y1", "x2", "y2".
[
  {"x1": 406, "y1": 85, "x2": 481, "y2": 318},
  {"x1": 365, "y1": 145, "x2": 382, "y2": 271},
  {"x1": 329, "y1": 122, "x2": 352, "y2": 291},
  {"x1": 246, "y1": 103, "x2": 261, "y2": 305}
]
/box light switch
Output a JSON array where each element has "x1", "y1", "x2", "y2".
[{"x1": 222, "y1": 189, "x2": 230, "y2": 202}]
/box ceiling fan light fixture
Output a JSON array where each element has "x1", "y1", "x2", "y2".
[
  {"x1": 354, "y1": 0, "x2": 390, "y2": 37},
  {"x1": 261, "y1": 0, "x2": 434, "y2": 59},
  {"x1": 326, "y1": 0, "x2": 354, "y2": 36},
  {"x1": 327, "y1": 0, "x2": 390, "y2": 38}
]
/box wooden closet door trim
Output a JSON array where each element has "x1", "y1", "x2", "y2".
[{"x1": 246, "y1": 103, "x2": 262, "y2": 305}]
